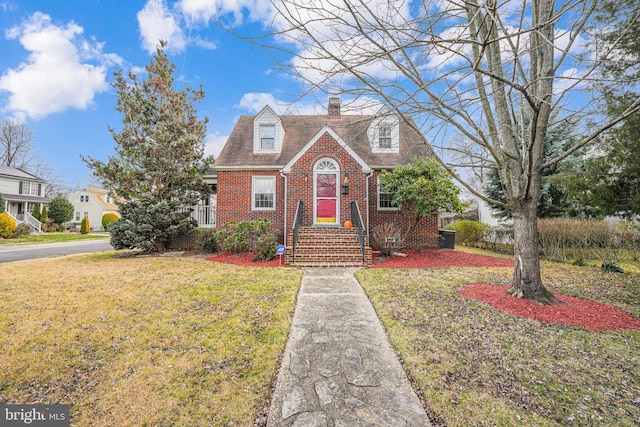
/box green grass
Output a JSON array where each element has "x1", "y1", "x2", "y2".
[
  {"x1": 356, "y1": 263, "x2": 640, "y2": 426},
  {"x1": 0, "y1": 253, "x2": 302, "y2": 426},
  {"x1": 0, "y1": 232, "x2": 110, "y2": 246}
]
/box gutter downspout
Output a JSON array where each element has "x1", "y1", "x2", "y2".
[
  {"x1": 280, "y1": 171, "x2": 288, "y2": 244},
  {"x1": 365, "y1": 169, "x2": 374, "y2": 238}
]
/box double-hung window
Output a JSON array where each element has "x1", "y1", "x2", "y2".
[
  {"x1": 260, "y1": 125, "x2": 275, "y2": 150},
  {"x1": 378, "y1": 177, "x2": 399, "y2": 210},
  {"x1": 378, "y1": 126, "x2": 392, "y2": 149},
  {"x1": 252, "y1": 176, "x2": 276, "y2": 210}
]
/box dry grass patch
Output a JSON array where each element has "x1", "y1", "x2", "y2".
[
  {"x1": 356, "y1": 265, "x2": 640, "y2": 426},
  {"x1": 0, "y1": 253, "x2": 302, "y2": 426}
]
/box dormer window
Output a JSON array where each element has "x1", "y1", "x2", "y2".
[
  {"x1": 368, "y1": 110, "x2": 400, "y2": 153},
  {"x1": 260, "y1": 125, "x2": 275, "y2": 150},
  {"x1": 253, "y1": 105, "x2": 284, "y2": 154},
  {"x1": 379, "y1": 126, "x2": 392, "y2": 149}
]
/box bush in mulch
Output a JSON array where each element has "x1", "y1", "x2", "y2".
[
  {"x1": 372, "y1": 250, "x2": 513, "y2": 268},
  {"x1": 461, "y1": 283, "x2": 640, "y2": 331}
]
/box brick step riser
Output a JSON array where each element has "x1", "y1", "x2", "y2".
[
  {"x1": 295, "y1": 251, "x2": 363, "y2": 257},
  {"x1": 292, "y1": 264, "x2": 367, "y2": 268},
  {"x1": 297, "y1": 233, "x2": 359, "y2": 237},
  {"x1": 286, "y1": 228, "x2": 372, "y2": 266},
  {"x1": 297, "y1": 243, "x2": 361, "y2": 247},
  {"x1": 297, "y1": 234, "x2": 360, "y2": 239}
]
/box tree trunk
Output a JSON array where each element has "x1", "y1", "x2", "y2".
[
  {"x1": 508, "y1": 201, "x2": 557, "y2": 304},
  {"x1": 155, "y1": 238, "x2": 166, "y2": 253}
]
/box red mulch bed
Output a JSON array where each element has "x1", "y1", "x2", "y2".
[
  {"x1": 371, "y1": 250, "x2": 513, "y2": 268},
  {"x1": 461, "y1": 284, "x2": 640, "y2": 332},
  {"x1": 203, "y1": 249, "x2": 513, "y2": 269}
]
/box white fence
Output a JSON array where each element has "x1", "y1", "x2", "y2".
[{"x1": 185, "y1": 205, "x2": 216, "y2": 228}]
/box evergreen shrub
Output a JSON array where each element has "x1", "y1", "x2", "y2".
[
  {"x1": 102, "y1": 213, "x2": 119, "y2": 230},
  {"x1": 0, "y1": 212, "x2": 16, "y2": 238},
  {"x1": 80, "y1": 217, "x2": 90, "y2": 234}
]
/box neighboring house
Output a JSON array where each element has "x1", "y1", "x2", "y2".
[
  {"x1": 68, "y1": 187, "x2": 119, "y2": 231},
  {"x1": 0, "y1": 165, "x2": 50, "y2": 232},
  {"x1": 214, "y1": 98, "x2": 438, "y2": 266}
]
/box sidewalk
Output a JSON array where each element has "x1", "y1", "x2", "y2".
[{"x1": 267, "y1": 268, "x2": 431, "y2": 426}]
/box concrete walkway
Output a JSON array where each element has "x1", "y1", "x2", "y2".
[{"x1": 267, "y1": 268, "x2": 431, "y2": 426}]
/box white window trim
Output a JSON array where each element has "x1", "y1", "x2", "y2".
[
  {"x1": 377, "y1": 176, "x2": 400, "y2": 211},
  {"x1": 378, "y1": 125, "x2": 392, "y2": 149},
  {"x1": 368, "y1": 112, "x2": 400, "y2": 153},
  {"x1": 252, "y1": 176, "x2": 276, "y2": 211},
  {"x1": 259, "y1": 124, "x2": 275, "y2": 151},
  {"x1": 253, "y1": 106, "x2": 283, "y2": 154}
]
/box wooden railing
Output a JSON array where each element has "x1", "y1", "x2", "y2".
[
  {"x1": 13, "y1": 212, "x2": 41, "y2": 233},
  {"x1": 191, "y1": 205, "x2": 216, "y2": 228},
  {"x1": 177, "y1": 205, "x2": 216, "y2": 228},
  {"x1": 350, "y1": 201, "x2": 366, "y2": 263},
  {"x1": 292, "y1": 200, "x2": 304, "y2": 261}
]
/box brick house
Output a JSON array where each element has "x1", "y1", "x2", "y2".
[{"x1": 214, "y1": 98, "x2": 438, "y2": 266}]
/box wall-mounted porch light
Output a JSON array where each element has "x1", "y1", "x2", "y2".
[{"x1": 341, "y1": 176, "x2": 349, "y2": 195}]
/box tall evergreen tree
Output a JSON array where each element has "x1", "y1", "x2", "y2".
[
  {"x1": 82, "y1": 41, "x2": 212, "y2": 252},
  {"x1": 570, "y1": 0, "x2": 640, "y2": 217},
  {"x1": 483, "y1": 115, "x2": 585, "y2": 219},
  {"x1": 572, "y1": 103, "x2": 640, "y2": 217}
]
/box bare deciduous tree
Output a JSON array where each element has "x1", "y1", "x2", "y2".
[
  {"x1": 0, "y1": 119, "x2": 66, "y2": 196},
  {"x1": 0, "y1": 119, "x2": 36, "y2": 169},
  {"x1": 230, "y1": 0, "x2": 640, "y2": 303}
]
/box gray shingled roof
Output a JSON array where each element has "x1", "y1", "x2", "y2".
[
  {"x1": 0, "y1": 165, "x2": 45, "y2": 181},
  {"x1": 215, "y1": 113, "x2": 434, "y2": 169}
]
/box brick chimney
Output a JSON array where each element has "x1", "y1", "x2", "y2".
[{"x1": 328, "y1": 97, "x2": 341, "y2": 118}]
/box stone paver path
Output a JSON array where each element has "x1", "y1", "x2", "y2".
[{"x1": 267, "y1": 268, "x2": 431, "y2": 426}]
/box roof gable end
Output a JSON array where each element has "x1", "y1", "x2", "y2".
[{"x1": 282, "y1": 126, "x2": 371, "y2": 173}]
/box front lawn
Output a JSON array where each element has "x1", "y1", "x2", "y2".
[
  {"x1": 0, "y1": 253, "x2": 302, "y2": 426},
  {"x1": 356, "y1": 264, "x2": 640, "y2": 426}
]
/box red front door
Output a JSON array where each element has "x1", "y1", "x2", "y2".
[{"x1": 315, "y1": 172, "x2": 338, "y2": 224}]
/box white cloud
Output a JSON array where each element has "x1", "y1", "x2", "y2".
[
  {"x1": 236, "y1": 91, "x2": 382, "y2": 116},
  {"x1": 1, "y1": 2, "x2": 18, "y2": 12},
  {"x1": 137, "y1": 0, "x2": 187, "y2": 54},
  {"x1": 193, "y1": 36, "x2": 216, "y2": 50},
  {"x1": 177, "y1": 0, "x2": 275, "y2": 26},
  {"x1": 237, "y1": 92, "x2": 285, "y2": 114},
  {"x1": 0, "y1": 12, "x2": 117, "y2": 119},
  {"x1": 204, "y1": 131, "x2": 228, "y2": 158}
]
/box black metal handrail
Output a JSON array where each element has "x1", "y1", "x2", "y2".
[
  {"x1": 292, "y1": 200, "x2": 304, "y2": 261},
  {"x1": 350, "y1": 201, "x2": 366, "y2": 263}
]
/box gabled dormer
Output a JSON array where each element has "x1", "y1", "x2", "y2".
[
  {"x1": 367, "y1": 108, "x2": 400, "y2": 153},
  {"x1": 253, "y1": 105, "x2": 284, "y2": 154}
]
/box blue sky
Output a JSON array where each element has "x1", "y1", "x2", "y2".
[
  {"x1": 0, "y1": 0, "x2": 603, "y2": 192},
  {"x1": 0, "y1": 0, "x2": 324, "y2": 188}
]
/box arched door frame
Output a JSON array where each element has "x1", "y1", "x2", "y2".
[{"x1": 313, "y1": 158, "x2": 340, "y2": 225}]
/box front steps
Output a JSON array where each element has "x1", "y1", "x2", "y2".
[{"x1": 285, "y1": 227, "x2": 373, "y2": 267}]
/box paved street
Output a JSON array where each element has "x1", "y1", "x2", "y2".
[{"x1": 0, "y1": 239, "x2": 114, "y2": 263}]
